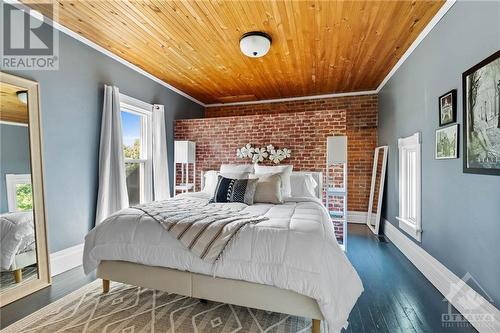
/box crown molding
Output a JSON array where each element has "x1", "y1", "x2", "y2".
[
  {"x1": 206, "y1": 90, "x2": 378, "y2": 107},
  {"x1": 8, "y1": 0, "x2": 456, "y2": 108},
  {"x1": 0, "y1": 120, "x2": 29, "y2": 127},
  {"x1": 6, "y1": 0, "x2": 206, "y2": 107},
  {"x1": 376, "y1": 0, "x2": 456, "y2": 92}
]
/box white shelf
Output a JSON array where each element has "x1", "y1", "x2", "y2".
[
  {"x1": 175, "y1": 183, "x2": 194, "y2": 191},
  {"x1": 326, "y1": 187, "x2": 346, "y2": 196},
  {"x1": 326, "y1": 136, "x2": 348, "y2": 252},
  {"x1": 175, "y1": 160, "x2": 196, "y2": 194}
]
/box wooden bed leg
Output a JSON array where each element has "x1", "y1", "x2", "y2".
[
  {"x1": 102, "y1": 279, "x2": 110, "y2": 293},
  {"x1": 312, "y1": 319, "x2": 320, "y2": 333},
  {"x1": 13, "y1": 269, "x2": 22, "y2": 283}
]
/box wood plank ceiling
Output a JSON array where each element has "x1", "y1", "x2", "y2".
[
  {"x1": 0, "y1": 83, "x2": 29, "y2": 124},
  {"x1": 24, "y1": 0, "x2": 444, "y2": 104}
]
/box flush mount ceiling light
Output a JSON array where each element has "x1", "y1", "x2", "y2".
[
  {"x1": 16, "y1": 91, "x2": 28, "y2": 104},
  {"x1": 239, "y1": 32, "x2": 272, "y2": 58}
]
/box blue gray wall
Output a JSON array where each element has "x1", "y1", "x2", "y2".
[
  {"x1": 4, "y1": 16, "x2": 204, "y2": 252},
  {"x1": 0, "y1": 124, "x2": 31, "y2": 213},
  {"x1": 378, "y1": 1, "x2": 500, "y2": 305}
]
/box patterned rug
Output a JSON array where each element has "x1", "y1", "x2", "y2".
[
  {"x1": 1, "y1": 280, "x2": 314, "y2": 333},
  {"x1": 0, "y1": 266, "x2": 38, "y2": 293}
]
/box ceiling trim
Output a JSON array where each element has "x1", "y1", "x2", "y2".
[
  {"x1": 7, "y1": 0, "x2": 207, "y2": 107},
  {"x1": 9, "y1": 0, "x2": 455, "y2": 108},
  {"x1": 0, "y1": 120, "x2": 29, "y2": 127},
  {"x1": 376, "y1": 0, "x2": 456, "y2": 93},
  {"x1": 205, "y1": 90, "x2": 378, "y2": 108}
]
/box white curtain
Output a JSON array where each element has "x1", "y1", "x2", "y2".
[
  {"x1": 152, "y1": 104, "x2": 171, "y2": 200},
  {"x1": 95, "y1": 85, "x2": 129, "y2": 224}
]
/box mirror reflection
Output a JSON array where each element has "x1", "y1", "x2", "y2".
[
  {"x1": 0, "y1": 82, "x2": 38, "y2": 292},
  {"x1": 366, "y1": 146, "x2": 388, "y2": 234}
]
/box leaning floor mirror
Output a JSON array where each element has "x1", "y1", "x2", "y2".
[
  {"x1": 0, "y1": 72, "x2": 51, "y2": 306},
  {"x1": 366, "y1": 146, "x2": 388, "y2": 234}
]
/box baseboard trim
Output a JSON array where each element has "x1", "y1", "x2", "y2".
[
  {"x1": 348, "y1": 211, "x2": 367, "y2": 224},
  {"x1": 383, "y1": 219, "x2": 500, "y2": 333},
  {"x1": 49, "y1": 243, "x2": 84, "y2": 277}
]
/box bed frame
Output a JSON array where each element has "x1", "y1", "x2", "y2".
[
  {"x1": 97, "y1": 261, "x2": 323, "y2": 332},
  {"x1": 10, "y1": 250, "x2": 37, "y2": 283},
  {"x1": 98, "y1": 171, "x2": 325, "y2": 332}
]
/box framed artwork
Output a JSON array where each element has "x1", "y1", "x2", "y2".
[
  {"x1": 462, "y1": 50, "x2": 500, "y2": 175},
  {"x1": 438, "y1": 89, "x2": 456, "y2": 126},
  {"x1": 436, "y1": 124, "x2": 459, "y2": 159}
]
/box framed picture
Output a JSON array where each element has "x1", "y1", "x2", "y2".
[
  {"x1": 436, "y1": 124, "x2": 459, "y2": 159},
  {"x1": 438, "y1": 89, "x2": 456, "y2": 126},
  {"x1": 462, "y1": 50, "x2": 500, "y2": 175}
]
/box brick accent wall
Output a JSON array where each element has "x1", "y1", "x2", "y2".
[
  {"x1": 204, "y1": 95, "x2": 377, "y2": 119},
  {"x1": 199, "y1": 94, "x2": 378, "y2": 212},
  {"x1": 175, "y1": 108, "x2": 347, "y2": 184},
  {"x1": 175, "y1": 95, "x2": 377, "y2": 241}
]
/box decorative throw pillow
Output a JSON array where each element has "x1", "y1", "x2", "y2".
[
  {"x1": 253, "y1": 174, "x2": 283, "y2": 204},
  {"x1": 254, "y1": 164, "x2": 293, "y2": 197},
  {"x1": 210, "y1": 175, "x2": 258, "y2": 205},
  {"x1": 202, "y1": 171, "x2": 250, "y2": 196}
]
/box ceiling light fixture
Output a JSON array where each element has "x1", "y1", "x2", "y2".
[
  {"x1": 239, "y1": 32, "x2": 272, "y2": 58},
  {"x1": 16, "y1": 91, "x2": 28, "y2": 104}
]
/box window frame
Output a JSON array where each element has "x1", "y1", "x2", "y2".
[
  {"x1": 5, "y1": 174, "x2": 32, "y2": 212},
  {"x1": 120, "y1": 94, "x2": 153, "y2": 205},
  {"x1": 396, "y1": 132, "x2": 422, "y2": 242}
]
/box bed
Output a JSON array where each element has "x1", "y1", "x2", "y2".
[
  {"x1": 83, "y1": 171, "x2": 363, "y2": 333},
  {"x1": 0, "y1": 211, "x2": 37, "y2": 283}
]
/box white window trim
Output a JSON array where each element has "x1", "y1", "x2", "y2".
[
  {"x1": 120, "y1": 93, "x2": 153, "y2": 204},
  {"x1": 5, "y1": 174, "x2": 31, "y2": 212},
  {"x1": 397, "y1": 132, "x2": 422, "y2": 242}
]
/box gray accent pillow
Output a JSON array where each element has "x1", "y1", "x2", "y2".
[
  {"x1": 253, "y1": 174, "x2": 283, "y2": 204},
  {"x1": 254, "y1": 164, "x2": 293, "y2": 197}
]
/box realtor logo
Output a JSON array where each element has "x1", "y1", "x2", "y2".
[
  {"x1": 1, "y1": 1, "x2": 59, "y2": 70},
  {"x1": 441, "y1": 273, "x2": 494, "y2": 329}
]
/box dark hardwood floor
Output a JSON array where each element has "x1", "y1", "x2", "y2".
[
  {"x1": 0, "y1": 224, "x2": 477, "y2": 332},
  {"x1": 0, "y1": 265, "x2": 95, "y2": 329},
  {"x1": 344, "y1": 225, "x2": 476, "y2": 333}
]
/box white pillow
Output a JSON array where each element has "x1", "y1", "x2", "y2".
[
  {"x1": 220, "y1": 164, "x2": 254, "y2": 174},
  {"x1": 201, "y1": 171, "x2": 219, "y2": 195},
  {"x1": 290, "y1": 173, "x2": 317, "y2": 198},
  {"x1": 202, "y1": 170, "x2": 249, "y2": 195},
  {"x1": 254, "y1": 164, "x2": 293, "y2": 197}
]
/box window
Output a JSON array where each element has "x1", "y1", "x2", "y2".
[
  {"x1": 397, "y1": 132, "x2": 422, "y2": 241},
  {"x1": 6, "y1": 174, "x2": 33, "y2": 212},
  {"x1": 120, "y1": 94, "x2": 153, "y2": 206}
]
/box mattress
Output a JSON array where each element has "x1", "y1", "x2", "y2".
[
  {"x1": 83, "y1": 192, "x2": 363, "y2": 332},
  {"x1": 0, "y1": 211, "x2": 36, "y2": 270}
]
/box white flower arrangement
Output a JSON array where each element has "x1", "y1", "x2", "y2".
[
  {"x1": 236, "y1": 143, "x2": 254, "y2": 159},
  {"x1": 236, "y1": 143, "x2": 291, "y2": 164}
]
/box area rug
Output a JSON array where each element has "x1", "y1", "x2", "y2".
[
  {"x1": 2, "y1": 279, "x2": 314, "y2": 333},
  {"x1": 0, "y1": 266, "x2": 37, "y2": 293}
]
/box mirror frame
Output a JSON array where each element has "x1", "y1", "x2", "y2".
[
  {"x1": 366, "y1": 145, "x2": 389, "y2": 234},
  {"x1": 0, "y1": 72, "x2": 51, "y2": 306}
]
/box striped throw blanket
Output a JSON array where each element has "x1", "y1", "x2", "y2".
[{"x1": 133, "y1": 197, "x2": 268, "y2": 263}]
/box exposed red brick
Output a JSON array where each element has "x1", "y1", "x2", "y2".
[{"x1": 175, "y1": 94, "x2": 378, "y2": 217}]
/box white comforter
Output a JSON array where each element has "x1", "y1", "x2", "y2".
[
  {"x1": 83, "y1": 192, "x2": 363, "y2": 332},
  {"x1": 0, "y1": 211, "x2": 35, "y2": 270}
]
